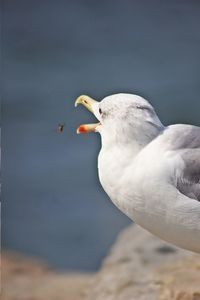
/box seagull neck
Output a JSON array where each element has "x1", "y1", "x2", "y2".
[
  {"x1": 98, "y1": 141, "x2": 143, "y2": 202},
  {"x1": 100, "y1": 118, "x2": 164, "y2": 151},
  {"x1": 98, "y1": 124, "x2": 164, "y2": 203},
  {"x1": 101, "y1": 141, "x2": 143, "y2": 156}
]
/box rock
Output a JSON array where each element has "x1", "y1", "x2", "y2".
[
  {"x1": 2, "y1": 251, "x2": 93, "y2": 300},
  {"x1": 3, "y1": 225, "x2": 200, "y2": 300},
  {"x1": 86, "y1": 224, "x2": 200, "y2": 300}
]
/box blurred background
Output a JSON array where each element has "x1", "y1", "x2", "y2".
[{"x1": 3, "y1": 0, "x2": 200, "y2": 271}]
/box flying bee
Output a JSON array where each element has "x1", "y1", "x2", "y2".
[{"x1": 57, "y1": 123, "x2": 65, "y2": 133}]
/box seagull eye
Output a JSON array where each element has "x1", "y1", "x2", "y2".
[{"x1": 99, "y1": 108, "x2": 102, "y2": 114}]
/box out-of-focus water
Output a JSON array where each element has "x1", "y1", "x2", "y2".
[{"x1": 3, "y1": 0, "x2": 200, "y2": 270}]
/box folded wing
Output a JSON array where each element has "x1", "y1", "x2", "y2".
[{"x1": 163, "y1": 124, "x2": 200, "y2": 201}]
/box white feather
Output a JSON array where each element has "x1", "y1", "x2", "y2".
[{"x1": 95, "y1": 93, "x2": 200, "y2": 253}]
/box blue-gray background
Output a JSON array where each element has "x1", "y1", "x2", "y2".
[{"x1": 3, "y1": 0, "x2": 200, "y2": 271}]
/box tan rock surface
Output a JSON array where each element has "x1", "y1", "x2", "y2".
[
  {"x1": 2, "y1": 225, "x2": 200, "y2": 300},
  {"x1": 2, "y1": 251, "x2": 93, "y2": 300},
  {"x1": 86, "y1": 225, "x2": 200, "y2": 300}
]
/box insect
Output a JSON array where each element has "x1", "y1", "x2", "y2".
[{"x1": 57, "y1": 123, "x2": 65, "y2": 133}]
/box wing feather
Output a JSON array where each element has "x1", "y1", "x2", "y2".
[{"x1": 163, "y1": 125, "x2": 200, "y2": 201}]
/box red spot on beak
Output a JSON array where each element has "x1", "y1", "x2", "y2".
[
  {"x1": 77, "y1": 125, "x2": 88, "y2": 134},
  {"x1": 77, "y1": 123, "x2": 100, "y2": 134}
]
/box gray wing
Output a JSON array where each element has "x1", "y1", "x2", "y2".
[{"x1": 164, "y1": 124, "x2": 200, "y2": 201}]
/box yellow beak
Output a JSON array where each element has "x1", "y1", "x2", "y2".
[
  {"x1": 75, "y1": 95, "x2": 100, "y2": 134},
  {"x1": 75, "y1": 95, "x2": 97, "y2": 113}
]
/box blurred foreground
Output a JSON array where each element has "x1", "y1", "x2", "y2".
[
  {"x1": 2, "y1": 251, "x2": 92, "y2": 300},
  {"x1": 2, "y1": 225, "x2": 200, "y2": 300}
]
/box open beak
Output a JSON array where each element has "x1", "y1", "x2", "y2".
[{"x1": 75, "y1": 95, "x2": 100, "y2": 134}]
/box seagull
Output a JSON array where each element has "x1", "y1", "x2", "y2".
[{"x1": 75, "y1": 93, "x2": 200, "y2": 253}]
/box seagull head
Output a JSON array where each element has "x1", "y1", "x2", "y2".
[{"x1": 75, "y1": 93, "x2": 164, "y2": 147}]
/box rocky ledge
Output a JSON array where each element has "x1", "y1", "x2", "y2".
[
  {"x1": 2, "y1": 251, "x2": 92, "y2": 300},
  {"x1": 2, "y1": 225, "x2": 200, "y2": 300},
  {"x1": 86, "y1": 225, "x2": 200, "y2": 300}
]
